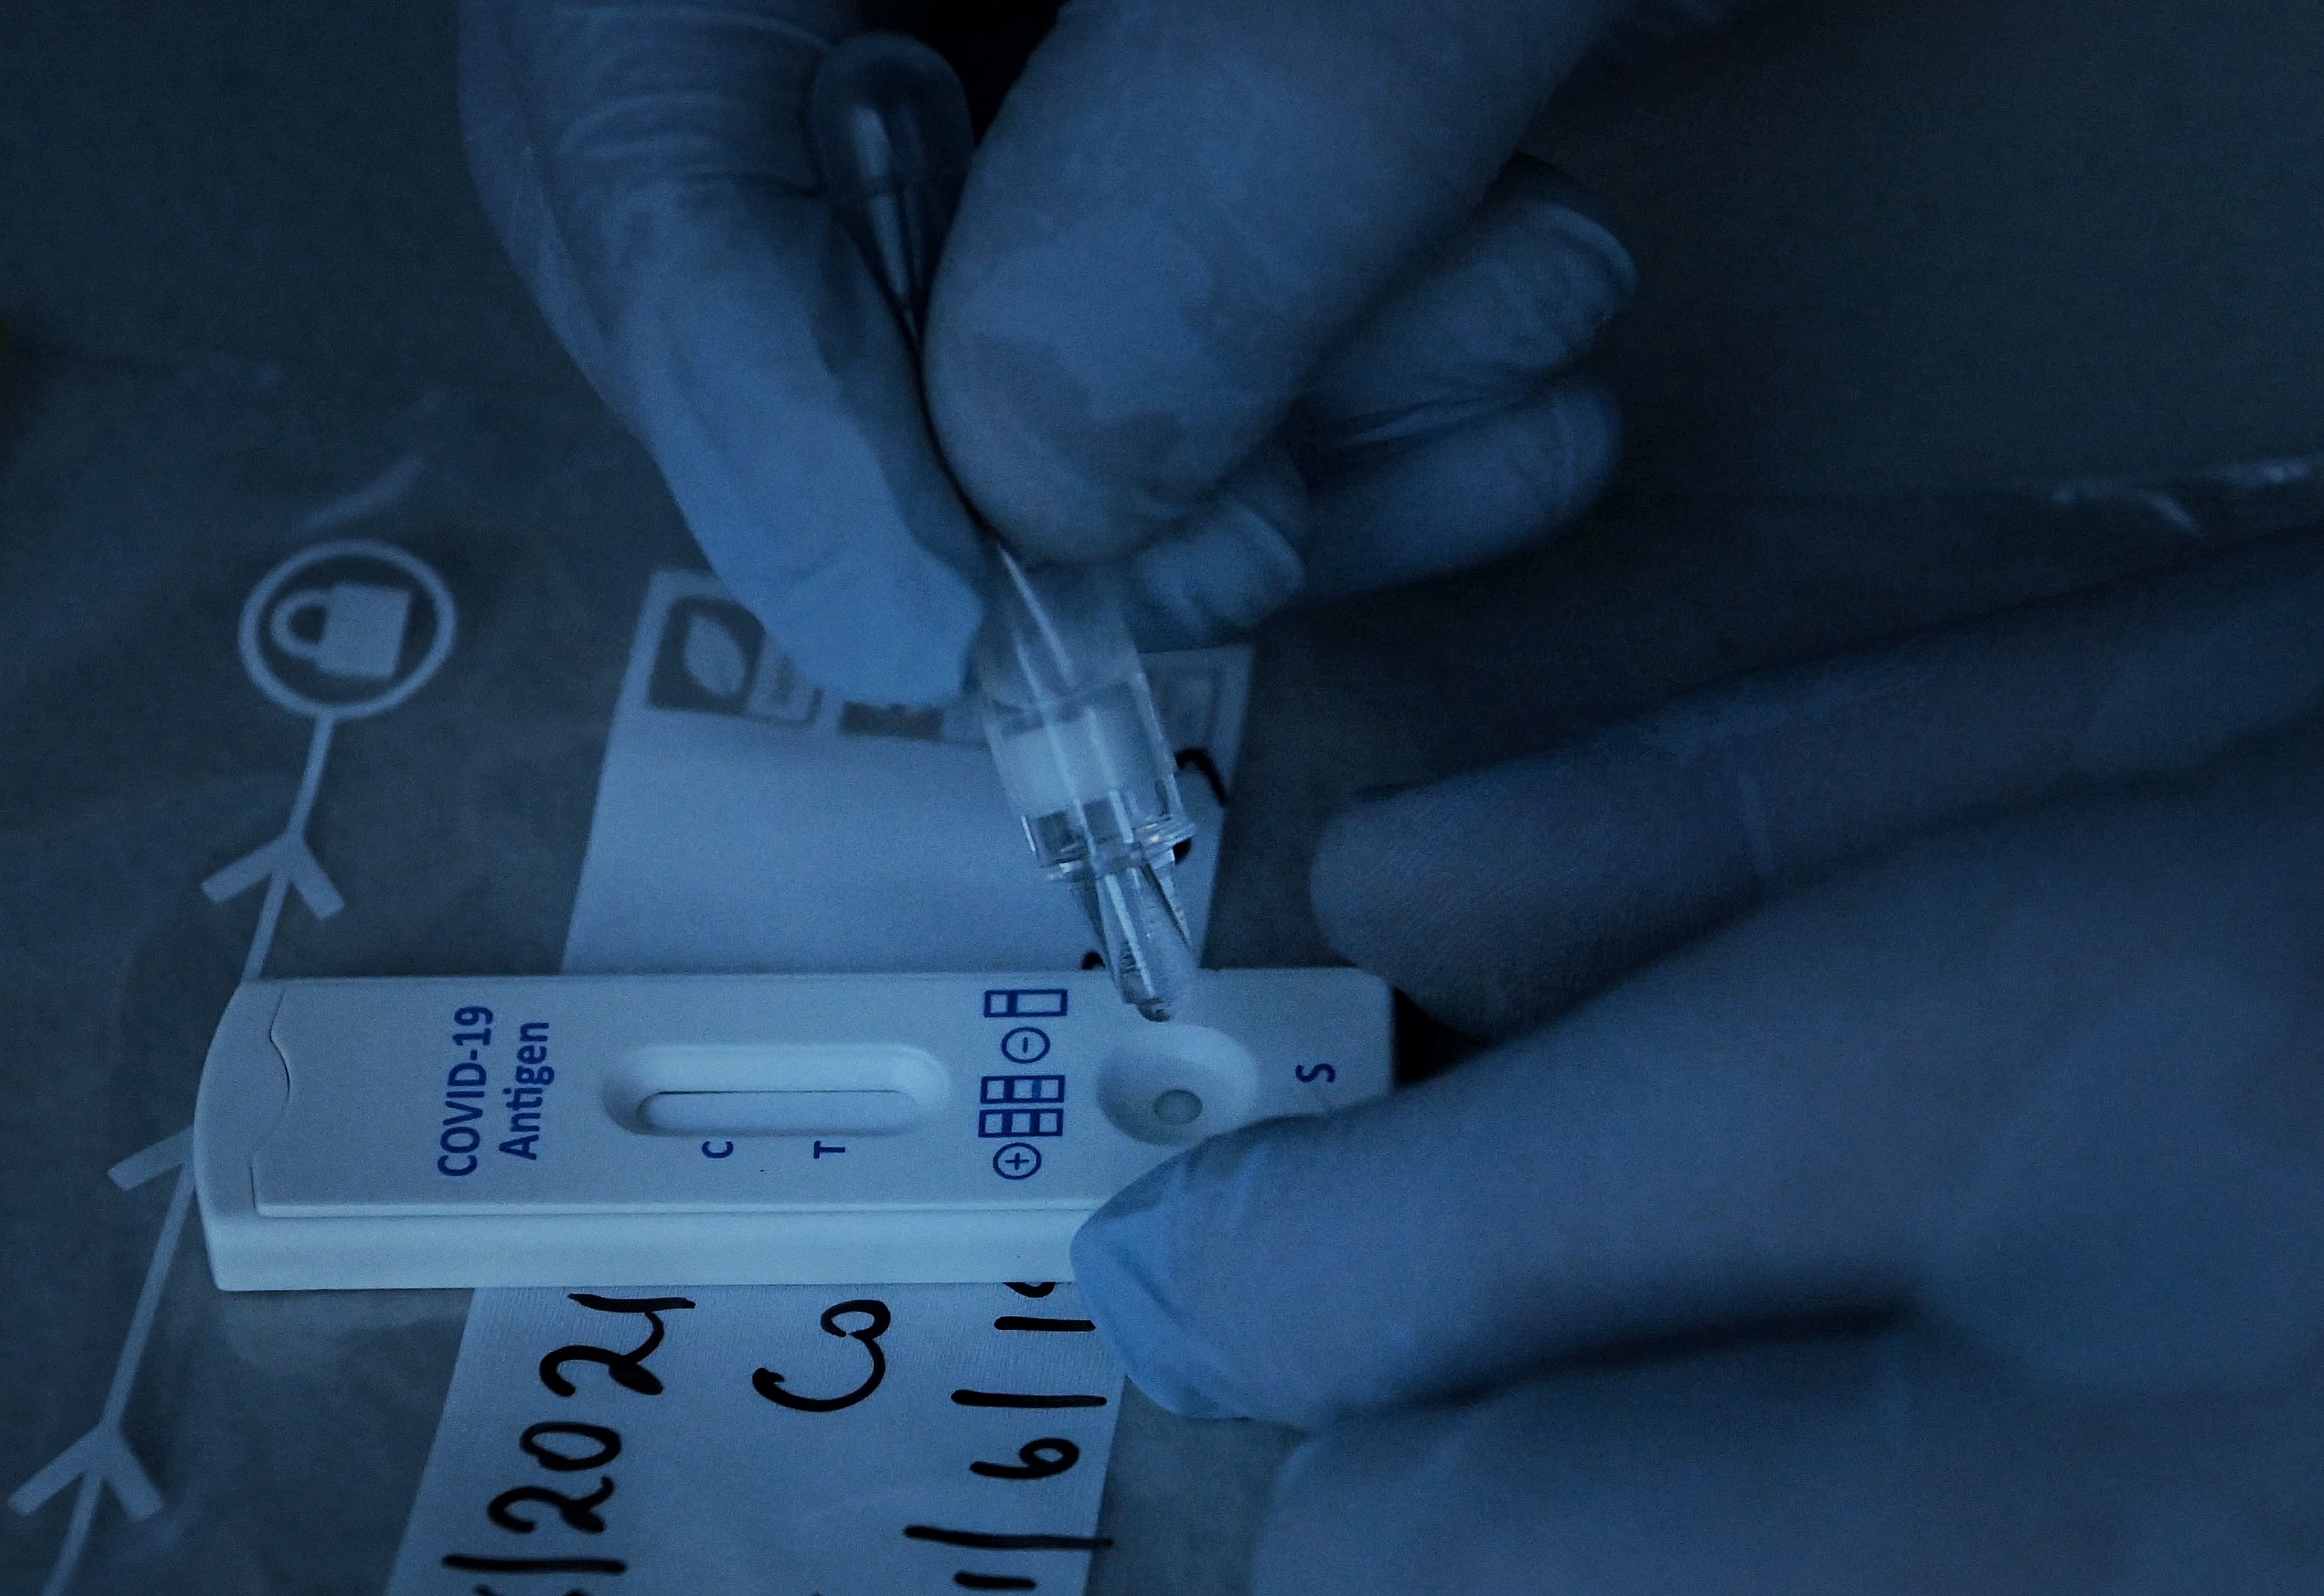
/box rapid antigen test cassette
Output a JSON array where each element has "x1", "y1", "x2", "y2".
[{"x1": 194, "y1": 968, "x2": 1391, "y2": 1291}]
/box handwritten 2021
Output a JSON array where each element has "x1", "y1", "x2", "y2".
[{"x1": 440, "y1": 1289, "x2": 1113, "y2": 1594}]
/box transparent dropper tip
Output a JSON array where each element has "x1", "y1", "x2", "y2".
[
  {"x1": 812, "y1": 32, "x2": 1205, "y2": 1021},
  {"x1": 1082, "y1": 849, "x2": 1197, "y2": 1022}
]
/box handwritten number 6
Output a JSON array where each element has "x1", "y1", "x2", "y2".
[
  {"x1": 753, "y1": 1299, "x2": 892, "y2": 1412},
  {"x1": 970, "y1": 1437, "x2": 1080, "y2": 1481},
  {"x1": 488, "y1": 1476, "x2": 614, "y2": 1533}
]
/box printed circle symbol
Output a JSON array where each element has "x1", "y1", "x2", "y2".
[
  {"x1": 992, "y1": 1142, "x2": 1042, "y2": 1181},
  {"x1": 238, "y1": 539, "x2": 456, "y2": 722},
  {"x1": 702, "y1": 1141, "x2": 735, "y2": 1159},
  {"x1": 1000, "y1": 1027, "x2": 1051, "y2": 1064}
]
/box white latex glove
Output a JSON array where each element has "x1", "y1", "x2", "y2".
[
  {"x1": 1073, "y1": 527, "x2": 2324, "y2": 1594},
  {"x1": 460, "y1": 0, "x2": 1636, "y2": 704}
]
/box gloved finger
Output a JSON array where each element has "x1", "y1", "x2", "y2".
[
  {"x1": 1299, "y1": 156, "x2": 1633, "y2": 453},
  {"x1": 1298, "y1": 376, "x2": 1619, "y2": 606},
  {"x1": 1247, "y1": 1325, "x2": 2324, "y2": 1596},
  {"x1": 461, "y1": 0, "x2": 985, "y2": 706},
  {"x1": 1074, "y1": 717, "x2": 2324, "y2": 1430},
  {"x1": 923, "y1": 0, "x2": 1629, "y2": 567},
  {"x1": 1100, "y1": 441, "x2": 1311, "y2": 651},
  {"x1": 1312, "y1": 523, "x2": 2324, "y2": 1040},
  {"x1": 1288, "y1": 157, "x2": 1631, "y2": 603}
]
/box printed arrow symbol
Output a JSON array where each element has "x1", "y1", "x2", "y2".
[
  {"x1": 8, "y1": 1424, "x2": 162, "y2": 1525},
  {"x1": 202, "y1": 715, "x2": 345, "y2": 983},
  {"x1": 201, "y1": 831, "x2": 344, "y2": 921},
  {"x1": 12, "y1": 1130, "x2": 192, "y2": 1596}
]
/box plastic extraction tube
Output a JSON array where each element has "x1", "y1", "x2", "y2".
[{"x1": 808, "y1": 30, "x2": 1200, "y2": 1020}]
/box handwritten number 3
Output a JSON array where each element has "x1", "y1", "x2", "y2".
[
  {"x1": 753, "y1": 1298, "x2": 892, "y2": 1412},
  {"x1": 487, "y1": 1476, "x2": 615, "y2": 1533}
]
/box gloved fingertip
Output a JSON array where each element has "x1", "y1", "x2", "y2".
[
  {"x1": 1071, "y1": 1159, "x2": 1251, "y2": 1420},
  {"x1": 705, "y1": 515, "x2": 985, "y2": 710},
  {"x1": 1501, "y1": 371, "x2": 1624, "y2": 522},
  {"x1": 1547, "y1": 374, "x2": 1625, "y2": 516},
  {"x1": 1309, "y1": 790, "x2": 1412, "y2": 952},
  {"x1": 1518, "y1": 155, "x2": 1622, "y2": 244},
  {"x1": 1309, "y1": 776, "x2": 1539, "y2": 1039},
  {"x1": 1111, "y1": 443, "x2": 1314, "y2": 649},
  {"x1": 1301, "y1": 372, "x2": 1623, "y2": 607},
  {"x1": 820, "y1": 607, "x2": 977, "y2": 709}
]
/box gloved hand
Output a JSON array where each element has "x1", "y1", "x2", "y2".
[
  {"x1": 459, "y1": 0, "x2": 1637, "y2": 705},
  {"x1": 1072, "y1": 527, "x2": 2324, "y2": 1594}
]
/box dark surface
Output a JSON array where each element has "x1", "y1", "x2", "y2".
[
  {"x1": 1532, "y1": 0, "x2": 2324, "y2": 497},
  {"x1": 4, "y1": 1, "x2": 2322, "y2": 1592}
]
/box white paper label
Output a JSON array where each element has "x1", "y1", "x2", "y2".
[
  {"x1": 385, "y1": 1282, "x2": 1123, "y2": 1595},
  {"x1": 389, "y1": 572, "x2": 1252, "y2": 1595}
]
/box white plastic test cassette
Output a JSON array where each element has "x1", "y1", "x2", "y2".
[{"x1": 194, "y1": 968, "x2": 1391, "y2": 1291}]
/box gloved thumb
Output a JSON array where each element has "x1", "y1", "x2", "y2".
[
  {"x1": 923, "y1": 0, "x2": 1629, "y2": 569},
  {"x1": 460, "y1": 0, "x2": 985, "y2": 706}
]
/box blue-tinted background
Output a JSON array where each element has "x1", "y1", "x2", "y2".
[{"x1": 5, "y1": 0, "x2": 2322, "y2": 1591}]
